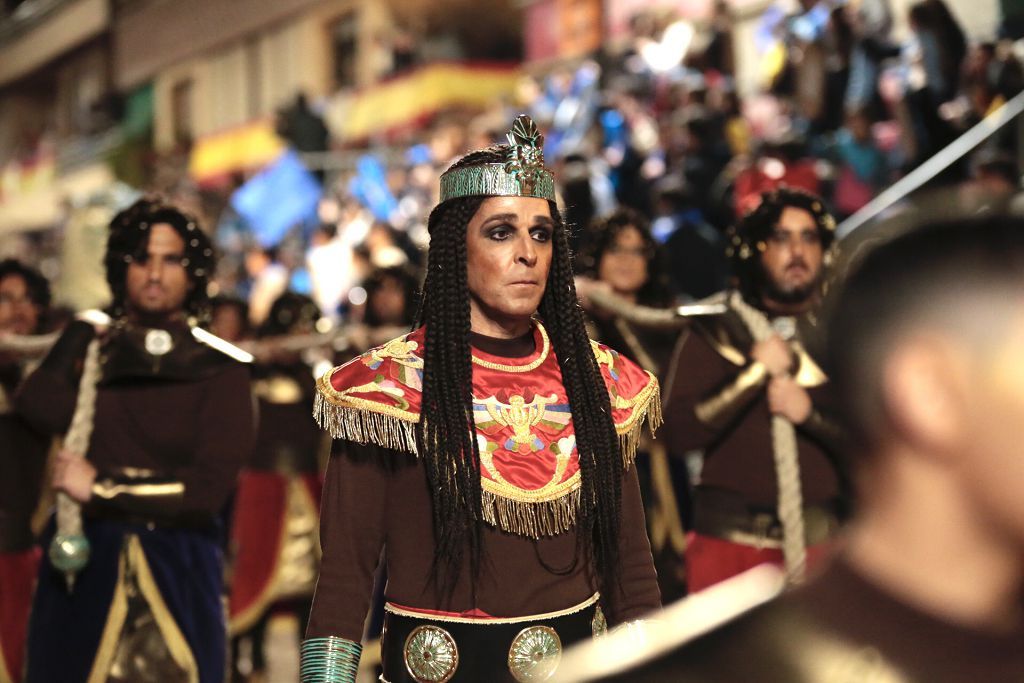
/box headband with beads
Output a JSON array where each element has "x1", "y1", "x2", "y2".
[{"x1": 439, "y1": 115, "x2": 556, "y2": 203}]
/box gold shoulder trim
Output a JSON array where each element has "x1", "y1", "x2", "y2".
[
  {"x1": 793, "y1": 341, "x2": 828, "y2": 388},
  {"x1": 314, "y1": 372, "x2": 419, "y2": 454},
  {"x1": 615, "y1": 372, "x2": 663, "y2": 469},
  {"x1": 693, "y1": 315, "x2": 747, "y2": 367}
]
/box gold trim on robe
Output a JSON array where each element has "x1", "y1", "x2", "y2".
[
  {"x1": 87, "y1": 535, "x2": 199, "y2": 683},
  {"x1": 313, "y1": 324, "x2": 662, "y2": 539}
]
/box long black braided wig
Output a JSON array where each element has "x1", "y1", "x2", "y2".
[{"x1": 414, "y1": 147, "x2": 624, "y2": 602}]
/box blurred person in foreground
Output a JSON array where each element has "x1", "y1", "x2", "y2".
[
  {"x1": 15, "y1": 198, "x2": 255, "y2": 682},
  {"x1": 301, "y1": 116, "x2": 662, "y2": 682},
  {"x1": 229, "y1": 292, "x2": 324, "y2": 682},
  {"x1": 663, "y1": 187, "x2": 848, "y2": 592},
  {"x1": 559, "y1": 211, "x2": 1024, "y2": 682},
  {"x1": 0, "y1": 259, "x2": 52, "y2": 683}
]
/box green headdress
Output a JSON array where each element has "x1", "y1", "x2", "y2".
[{"x1": 439, "y1": 114, "x2": 556, "y2": 202}]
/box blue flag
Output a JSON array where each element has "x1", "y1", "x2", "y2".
[{"x1": 231, "y1": 150, "x2": 322, "y2": 247}]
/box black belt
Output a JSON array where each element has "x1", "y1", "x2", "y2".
[
  {"x1": 84, "y1": 508, "x2": 219, "y2": 535},
  {"x1": 380, "y1": 595, "x2": 603, "y2": 683}
]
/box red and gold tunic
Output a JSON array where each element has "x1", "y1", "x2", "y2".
[
  {"x1": 313, "y1": 321, "x2": 661, "y2": 540},
  {"x1": 306, "y1": 322, "x2": 663, "y2": 642}
]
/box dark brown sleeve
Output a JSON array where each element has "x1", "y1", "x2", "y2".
[
  {"x1": 14, "y1": 321, "x2": 94, "y2": 435},
  {"x1": 797, "y1": 384, "x2": 847, "y2": 452},
  {"x1": 306, "y1": 440, "x2": 394, "y2": 641},
  {"x1": 662, "y1": 326, "x2": 763, "y2": 454},
  {"x1": 175, "y1": 363, "x2": 255, "y2": 515},
  {"x1": 606, "y1": 465, "x2": 662, "y2": 624}
]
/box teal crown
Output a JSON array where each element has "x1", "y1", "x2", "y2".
[{"x1": 439, "y1": 115, "x2": 556, "y2": 202}]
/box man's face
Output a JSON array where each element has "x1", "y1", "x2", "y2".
[
  {"x1": 125, "y1": 223, "x2": 190, "y2": 318},
  {"x1": 759, "y1": 206, "x2": 824, "y2": 305},
  {"x1": 0, "y1": 274, "x2": 41, "y2": 335},
  {"x1": 465, "y1": 196, "x2": 554, "y2": 330}
]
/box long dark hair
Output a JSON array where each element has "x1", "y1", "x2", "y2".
[
  {"x1": 105, "y1": 197, "x2": 215, "y2": 322},
  {"x1": 580, "y1": 207, "x2": 675, "y2": 308},
  {"x1": 728, "y1": 186, "x2": 836, "y2": 302},
  {"x1": 414, "y1": 146, "x2": 624, "y2": 602}
]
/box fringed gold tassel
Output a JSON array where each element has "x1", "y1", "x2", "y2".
[
  {"x1": 619, "y1": 381, "x2": 663, "y2": 469},
  {"x1": 481, "y1": 488, "x2": 581, "y2": 539},
  {"x1": 313, "y1": 392, "x2": 418, "y2": 454}
]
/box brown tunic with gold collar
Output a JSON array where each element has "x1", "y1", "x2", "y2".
[
  {"x1": 306, "y1": 326, "x2": 663, "y2": 643},
  {"x1": 662, "y1": 294, "x2": 848, "y2": 512}
]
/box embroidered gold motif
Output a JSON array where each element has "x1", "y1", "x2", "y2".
[
  {"x1": 313, "y1": 329, "x2": 664, "y2": 538},
  {"x1": 590, "y1": 340, "x2": 616, "y2": 368},
  {"x1": 477, "y1": 435, "x2": 576, "y2": 501},
  {"x1": 476, "y1": 394, "x2": 560, "y2": 448},
  {"x1": 369, "y1": 337, "x2": 423, "y2": 369}
]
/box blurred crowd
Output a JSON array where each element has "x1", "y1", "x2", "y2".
[
  {"x1": 5, "y1": 0, "x2": 1024, "y2": 332},
  {"x1": 195, "y1": 0, "x2": 1024, "y2": 336}
]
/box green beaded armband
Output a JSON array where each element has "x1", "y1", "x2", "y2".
[{"x1": 300, "y1": 636, "x2": 362, "y2": 683}]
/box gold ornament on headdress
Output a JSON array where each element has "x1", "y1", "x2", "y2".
[{"x1": 439, "y1": 115, "x2": 556, "y2": 202}]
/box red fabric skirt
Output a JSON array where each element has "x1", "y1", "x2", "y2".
[
  {"x1": 685, "y1": 532, "x2": 834, "y2": 593},
  {"x1": 228, "y1": 471, "x2": 321, "y2": 632},
  {"x1": 0, "y1": 548, "x2": 40, "y2": 683}
]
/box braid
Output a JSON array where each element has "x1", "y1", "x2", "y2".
[
  {"x1": 416, "y1": 192, "x2": 486, "y2": 597},
  {"x1": 416, "y1": 146, "x2": 624, "y2": 602},
  {"x1": 537, "y1": 203, "x2": 623, "y2": 601}
]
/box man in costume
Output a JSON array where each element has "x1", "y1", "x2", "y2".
[
  {"x1": 15, "y1": 198, "x2": 255, "y2": 682},
  {"x1": 301, "y1": 116, "x2": 662, "y2": 683},
  {"x1": 662, "y1": 187, "x2": 847, "y2": 590},
  {"x1": 229, "y1": 292, "x2": 323, "y2": 681},
  {"x1": 0, "y1": 260, "x2": 52, "y2": 683},
  {"x1": 557, "y1": 212, "x2": 1024, "y2": 682}
]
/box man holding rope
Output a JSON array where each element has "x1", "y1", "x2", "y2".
[
  {"x1": 15, "y1": 198, "x2": 254, "y2": 682},
  {"x1": 662, "y1": 187, "x2": 848, "y2": 590},
  {"x1": 559, "y1": 211, "x2": 1024, "y2": 683}
]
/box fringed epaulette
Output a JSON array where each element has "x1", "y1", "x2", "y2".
[
  {"x1": 313, "y1": 332, "x2": 425, "y2": 455},
  {"x1": 590, "y1": 339, "x2": 663, "y2": 469}
]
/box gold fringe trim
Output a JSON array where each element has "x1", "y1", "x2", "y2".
[
  {"x1": 617, "y1": 377, "x2": 663, "y2": 469},
  {"x1": 313, "y1": 391, "x2": 419, "y2": 454},
  {"x1": 481, "y1": 487, "x2": 581, "y2": 539}
]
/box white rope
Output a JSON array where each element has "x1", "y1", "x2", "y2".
[
  {"x1": 728, "y1": 292, "x2": 807, "y2": 584},
  {"x1": 54, "y1": 338, "x2": 102, "y2": 590}
]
